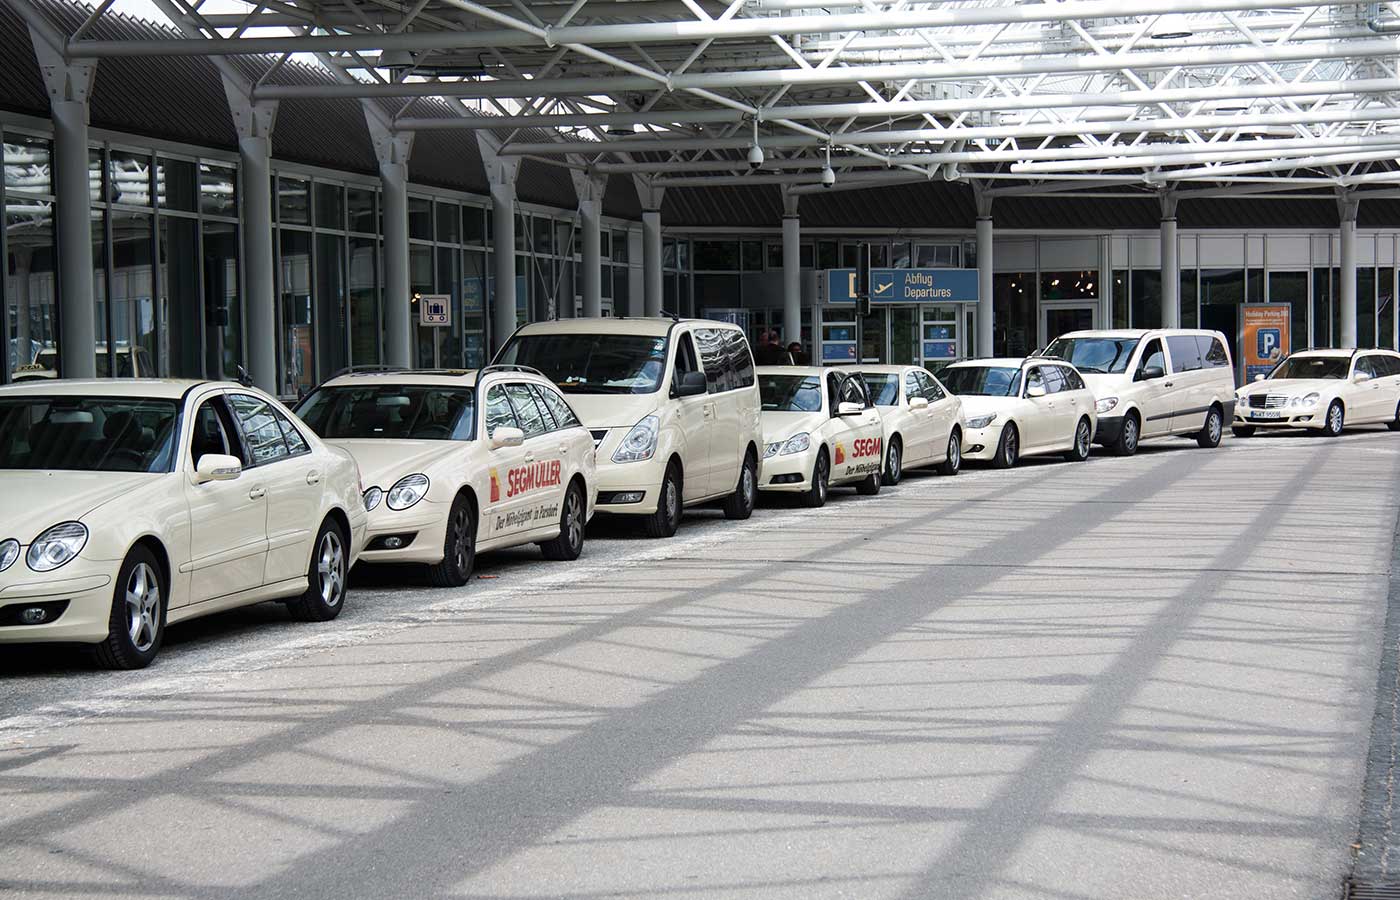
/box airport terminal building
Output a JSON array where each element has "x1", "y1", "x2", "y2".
[{"x1": 6, "y1": 1, "x2": 1400, "y2": 397}]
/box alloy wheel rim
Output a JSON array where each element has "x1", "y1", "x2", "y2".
[
  {"x1": 318, "y1": 530, "x2": 345, "y2": 607},
  {"x1": 889, "y1": 445, "x2": 901, "y2": 480},
  {"x1": 567, "y1": 489, "x2": 583, "y2": 549},
  {"x1": 125, "y1": 562, "x2": 160, "y2": 653},
  {"x1": 453, "y1": 507, "x2": 469, "y2": 571},
  {"x1": 1330, "y1": 405, "x2": 1343, "y2": 432},
  {"x1": 743, "y1": 463, "x2": 755, "y2": 507},
  {"x1": 949, "y1": 434, "x2": 960, "y2": 470},
  {"x1": 1209, "y1": 412, "x2": 1222, "y2": 442},
  {"x1": 1077, "y1": 422, "x2": 1090, "y2": 455},
  {"x1": 817, "y1": 458, "x2": 828, "y2": 501},
  {"x1": 666, "y1": 477, "x2": 679, "y2": 523},
  {"x1": 1006, "y1": 430, "x2": 1018, "y2": 465},
  {"x1": 1125, "y1": 418, "x2": 1138, "y2": 450}
]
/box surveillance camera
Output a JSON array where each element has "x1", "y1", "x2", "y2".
[
  {"x1": 821, "y1": 166, "x2": 836, "y2": 188},
  {"x1": 747, "y1": 142, "x2": 764, "y2": 170}
]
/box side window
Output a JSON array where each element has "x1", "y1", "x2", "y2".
[
  {"x1": 904, "y1": 373, "x2": 922, "y2": 402},
  {"x1": 504, "y1": 383, "x2": 550, "y2": 437},
  {"x1": 1040, "y1": 366, "x2": 1066, "y2": 394},
  {"x1": 1165, "y1": 335, "x2": 1203, "y2": 372},
  {"x1": 1383, "y1": 356, "x2": 1400, "y2": 378},
  {"x1": 226, "y1": 393, "x2": 291, "y2": 466},
  {"x1": 1060, "y1": 366, "x2": 1086, "y2": 392},
  {"x1": 1024, "y1": 367, "x2": 1046, "y2": 395},
  {"x1": 1137, "y1": 339, "x2": 1166, "y2": 379},
  {"x1": 826, "y1": 372, "x2": 842, "y2": 414},
  {"x1": 534, "y1": 385, "x2": 581, "y2": 429},
  {"x1": 724, "y1": 329, "x2": 755, "y2": 388},
  {"x1": 190, "y1": 399, "x2": 244, "y2": 467},
  {"x1": 1356, "y1": 356, "x2": 1380, "y2": 379},
  {"x1": 839, "y1": 375, "x2": 866, "y2": 407},
  {"x1": 674, "y1": 332, "x2": 700, "y2": 380},
  {"x1": 272, "y1": 407, "x2": 311, "y2": 455},
  {"x1": 484, "y1": 385, "x2": 518, "y2": 437},
  {"x1": 920, "y1": 371, "x2": 947, "y2": 401},
  {"x1": 693, "y1": 328, "x2": 735, "y2": 394},
  {"x1": 1199, "y1": 336, "x2": 1231, "y2": 369}
]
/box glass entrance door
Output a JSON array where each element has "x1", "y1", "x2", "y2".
[{"x1": 1040, "y1": 304, "x2": 1097, "y2": 350}]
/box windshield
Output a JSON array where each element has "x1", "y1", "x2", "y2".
[
  {"x1": 1042, "y1": 337, "x2": 1140, "y2": 374},
  {"x1": 759, "y1": 374, "x2": 823, "y2": 412},
  {"x1": 297, "y1": 385, "x2": 475, "y2": 440},
  {"x1": 499, "y1": 333, "x2": 669, "y2": 394},
  {"x1": 942, "y1": 365, "x2": 1024, "y2": 397},
  {"x1": 860, "y1": 373, "x2": 900, "y2": 406},
  {"x1": 0, "y1": 397, "x2": 178, "y2": 472},
  {"x1": 1269, "y1": 355, "x2": 1349, "y2": 380}
]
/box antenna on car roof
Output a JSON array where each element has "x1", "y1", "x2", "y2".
[
  {"x1": 235, "y1": 365, "x2": 255, "y2": 388},
  {"x1": 659, "y1": 309, "x2": 682, "y2": 322}
]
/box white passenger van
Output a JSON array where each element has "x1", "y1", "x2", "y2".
[
  {"x1": 497, "y1": 318, "x2": 763, "y2": 538},
  {"x1": 1041, "y1": 329, "x2": 1236, "y2": 455}
]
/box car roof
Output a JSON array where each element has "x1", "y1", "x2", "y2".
[
  {"x1": 755, "y1": 365, "x2": 831, "y2": 377},
  {"x1": 837, "y1": 363, "x2": 919, "y2": 374},
  {"x1": 1291, "y1": 348, "x2": 1360, "y2": 358},
  {"x1": 947, "y1": 357, "x2": 1030, "y2": 368},
  {"x1": 320, "y1": 369, "x2": 481, "y2": 389},
  {"x1": 1057, "y1": 329, "x2": 1150, "y2": 339},
  {"x1": 512, "y1": 316, "x2": 740, "y2": 338},
  {"x1": 0, "y1": 378, "x2": 209, "y2": 400}
]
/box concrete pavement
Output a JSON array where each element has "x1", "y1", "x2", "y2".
[{"x1": 2, "y1": 428, "x2": 1398, "y2": 899}]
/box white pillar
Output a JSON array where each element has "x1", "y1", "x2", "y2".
[
  {"x1": 642, "y1": 210, "x2": 663, "y2": 317},
  {"x1": 491, "y1": 179, "x2": 518, "y2": 351},
  {"x1": 1160, "y1": 192, "x2": 1180, "y2": 329},
  {"x1": 782, "y1": 188, "x2": 801, "y2": 347},
  {"x1": 975, "y1": 192, "x2": 994, "y2": 357},
  {"x1": 53, "y1": 100, "x2": 97, "y2": 379},
  {"x1": 225, "y1": 79, "x2": 280, "y2": 390},
  {"x1": 380, "y1": 159, "x2": 412, "y2": 367},
  {"x1": 573, "y1": 172, "x2": 605, "y2": 319},
  {"x1": 1340, "y1": 193, "x2": 1359, "y2": 348},
  {"x1": 627, "y1": 229, "x2": 644, "y2": 317}
]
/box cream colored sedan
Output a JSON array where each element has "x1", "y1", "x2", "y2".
[
  {"x1": 0, "y1": 379, "x2": 368, "y2": 669},
  {"x1": 756, "y1": 366, "x2": 885, "y2": 507},
  {"x1": 1234, "y1": 349, "x2": 1400, "y2": 437},
  {"x1": 296, "y1": 366, "x2": 597, "y2": 586},
  {"x1": 941, "y1": 357, "x2": 1098, "y2": 468},
  {"x1": 847, "y1": 364, "x2": 965, "y2": 484}
]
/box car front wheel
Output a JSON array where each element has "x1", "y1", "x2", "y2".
[
  {"x1": 1323, "y1": 400, "x2": 1345, "y2": 437},
  {"x1": 643, "y1": 463, "x2": 683, "y2": 538},
  {"x1": 92, "y1": 545, "x2": 166, "y2": 670},
  {"x1": 428, "y1": 494, "x2": 477, "y2": 587},
  {"x1": 993, "y1": 423, "x2": 1019, "y2": 469}
]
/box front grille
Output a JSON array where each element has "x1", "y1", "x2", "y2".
[
  {"x1": 590, "y1": 428, "x2": 609, "y2": 448},
  {"x1": 1248, "y1": 394, "x2": 1266, "y2": 408},
  {"x1": 1248, "y1": 394, "x2": 1288, "y2": 409}
]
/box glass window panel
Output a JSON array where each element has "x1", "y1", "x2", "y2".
[
  {"x1": 1268, "y1": 271, "x2": 1308, "y2": 356},
  {"x1": 462, "y1": 205, "x2": 486, "y2": 245},
  {"x1": 349, "y1": 235, "x2": 379, "y2": 366},
  {"x1": 1382, "y1": 271, "x2": 1396, "y2": 350},
  {"x1": 110, "y1": 211, "x2": 155, "y2": 377},
  {"x1": 1111, "y1": 270, "x2": 1128, "y2": 328},
  {"x1": 153, "y1": 157, "x2": 196, "y2": 212},
  {"x1": 92, "y1": 209, "x2": 107, "y2": 377},
  {"x1": 1313, "y1": 267, "x2": 1333, "y2": 348},
  {"x1": 347, "y1": 187, "x2": 375, "y2": 233},
  {"x1": 109, "y1": 151, "x2": 152, "y2": 207},
  {"x1": 279, "y1": 229, "x2": 314, "y2": 396},
  {"x1": 160, "y1": 216, "x2": 201, "y2": 378},
  {"x1": 694, "y1": 241, "x2": 739, "y2": 270},
  {"x1": 870, "y1": 244, "x2": 891, "y2": 268},
  {"x1": 409, "y1": 196, "x2": 432, "y2": 241},
  {"x1": 227, "y1": 393, "x2": 291, "y2": 465},
  {"x1": 891, "y1": 242, "x2": 911, "y2": 269},
  {"x1": 818, "y1": 241, "x2": 839, "y2": 270},
  {"x1": 662, "y1": 240, "x2": 678, "y2": 269},
  {"x1": 199, "y1": 163, "x2": 237, "y2": 217},
  {"x1": 314, "y1": 182, "x2": 344, "y2": 230},
  {"x1": 1180, "y1": 269, "x2": 1198, "y2": 329},
  {"x1": 841, "y1": 244, "x2": 859, "y2": 268},
  {"x1": 436, "y1": 201, "x2": 459, "y2": 243},
  {"x1": 1040, "y1": 270, "x2": 1097, "y2": 301},
  {"x1": 1200, "y1": 269, "x2": 1243, "y2": 363},
  {"x1": 557, "y1": 220, "x2": 573, "y2": 257},
  {"x1": 612, "y1": 230, "x2": 628, "y2": 263},
  {"x1": 463, "y1": 249, "x2": 487, "y2": 368},
  {"x1": 316, "y1": 232, "x2": 348, "y2": 379},
  {"x1": 766, "y1": 242, "x2": 782, "y2": 271},
  {"x1": 88, "y1": 148, "x2": 104, "y2": 204},
  {"x1": 6, "y1": 207, "x2": 57, "y2": 381},
  {"x1": 203, "y1": 219, "x2": 241, "y2": 379},
  {"x1": 677, "y1": 240, "x2": 689, "y2": 272},
  {"x1": 433, "y1": 245, "x2": 463, "y2": 368},
  {"x1": 1360, "y1": 268, "x2": 1378, "y2": 348},
  {"x1": 532, "y1": 215, "x2": 554, "y2": 255},
  {"x1": 742, "y1": 241, "x2": 764, "y2": 271},
  {"x1": 5, "y1": 135, "x2": 50, "y2": 196},
  {"x1": 1130, "y1": 269, "x2": 1162, "y2": 329},
  {"x1": 410, "y1": 244, "x2": 434, "y2": 367},
  {"x1": 600, "y1": 231, "x2": 611, "y2": 259},
  {"x1": 276, "y1": 175, "x2": 309, "y2": 225},
  {"x1": 994, "y1": 272, "x2": 1036, "y2": 357}
]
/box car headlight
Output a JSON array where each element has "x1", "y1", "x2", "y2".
[
  {"x1": 763, "y1": 441, "x2": 782, "y2": 459},
  {"x1": 0, "y1": 539, "x2": 18, "y2": 573},
  {"x1": 780, "y1": 432, "x2": 811, "y2": 455},
  {"x1": 1095, "y1": 397, "x2": 1119, "y2": 414},
  {"x1": 966, "y1": 413, "x2": 997, "y2": 429},
  {"x1": 612, "y1": 415, "x2": 659, "y2": 463},
  {"x1": 26, "y1": 522, "x2": 88, "y2": 573},
  {"x1": 386, "y1": 474, "x2": 429, "y2": 511},
  {"x1": 1291, "y1": 392, "x2": 1320, "y2": 408},
  {"x1": 363, "y1": 486, "x2": 383, "y2": 512}
]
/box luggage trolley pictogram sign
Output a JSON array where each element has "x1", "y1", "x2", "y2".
[{"x1": 418, "y1": 293, "x2": 451, "y2": 327}]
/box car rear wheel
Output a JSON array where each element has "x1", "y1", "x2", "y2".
[
  {"x1": 1064, "y1": 417, "x2": 1092, "y2": 462},
  {"x1": 1389, "y1": 401, "x2": 1400, "y2": 431},
  {"x1": 1195, "y1": 406, "x2": 1224, "y2": 448},
  {"x1": 1112, "y1": 412, "x2": 1140, "y2": 456},
  {"x1": 722, "y1": 451, "x2": 757, "y2": 520},
  {"x1": 935, "y1": 429, "x2": 961, "y2": 476},
  {"x1": 993, "y1": 423, "x2": 1019, "y2": 469},
  {"x1": 1324, "y1": 400, "x2": 1345, "y2": 437},
  {"x1": 428, "y1": 495, "x2": 476, "y2": 587},
  {"x1": 856, "y1": 467, "x2": 882, "y2": 496},
  {"x1": 802, "y1": 450, "x2": 830, "y2": 508},
  {"x1": 643, "y1": 462, "x2": 683, "y2": 538},
  {"x1": 881, "y1": 437, "x2": 903, "y2": 486},
  {"x1": 92, "y1": 545, "x2": 166, "y2": 670},
  {"x1": 540, "y1": 481, "x2": 586, "y2": 561},
  {"x1": 288, "y1": 519, "x2": 349, "y2": 621}
]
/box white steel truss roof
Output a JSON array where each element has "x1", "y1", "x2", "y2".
[{"x1": 46, "y1": 0, "x2": 1400, "y2": 203}]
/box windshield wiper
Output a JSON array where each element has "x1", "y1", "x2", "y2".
[{"x1": 1076, "y1": 366, "x2": 1108, "y2": 374}]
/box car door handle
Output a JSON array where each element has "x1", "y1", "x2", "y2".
[
  {"x1": 248, "y1": 487, "x2": 266, "y2": 500},
  {"x1": 305, "y1": 470, "x2": 320, "y2": 485},
  {"x1": 524, "y1": 452, "x2": 535, "y2": 462},
  {"x1": 558, "y1": 443, "x2": 569, "y2": 454},
  {"x1": 1163, "y1": 381, "x2": 1175, "y2": 388}
]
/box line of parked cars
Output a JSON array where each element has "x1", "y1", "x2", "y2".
[{"x1": 2, "y1": 316, "x2": 1395, "y2": 669}]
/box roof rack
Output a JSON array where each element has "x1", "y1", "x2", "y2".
[{"x1": 477, "y1": 364, "x2": 545, "y2": 378}]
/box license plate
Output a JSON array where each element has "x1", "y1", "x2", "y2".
[{"x1": 1251, "y1": 410, "x2": 1282, "y2": 420}]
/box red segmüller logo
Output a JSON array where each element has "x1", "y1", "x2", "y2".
[
  {"x1": 507, "y1": 459, "x2": 562, "y2": 498},
  {"x1": 852, "y1": 437, "x2": 882, "y2": 458}
]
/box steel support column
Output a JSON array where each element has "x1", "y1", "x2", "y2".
[
  {"x1": 224, "y1": 79, "x2": 280, "y2": 390},
  {"x1": 1160, "y1": 192, "x2": 1180, "y2": 329},
  {"x1": 479, "y1": 136, "x2": 521, "y2": 353},
  {"x1": 574, "y1": 172, "x2": 606, "y2": 318},
  {"x1": 975, "y1": 191, "x2": 994, "y2": 358},
  {"x1": 782, "y1": 189, "x2": 802, "y2": 347},
  {"x1": 363, "y1": 109, "x2": 415, "y2": 369},
  {"x1": 1340, "y1": 192, "x2": 1360, "y2": 348},
  {"x1": 635, "y1": 177, "x2": 665, "y2": 317}
]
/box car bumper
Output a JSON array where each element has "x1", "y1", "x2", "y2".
[
  {"x1": 1094, "y1": 415, "x2": 1124, "y2": 446},
  {"x1": 1234, "y1": 408, "x2": 1323, "y2": 429},
  {"x1": 0, "y1": 565, "x2": 117, "y2": 645},
  {"x1": 759, "y1": 447, "x2": 816, "y2": 493},
  {"x1": 357, "y1": 500, "x2": 451, "y2": 565},
  {"x1": 593, "y1": 458, "x2": 663, "y2": 515},
  {"x1": 960, "y1": 424, "x2": 1003, "y2": 461}
]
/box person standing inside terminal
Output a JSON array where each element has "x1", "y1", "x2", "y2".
[
  {"x1": 787, "y1": 341, "x2": 810, "y2": 365},
  {"x1": 755, "y1": 330, "x2": 793, "y2": 366}
]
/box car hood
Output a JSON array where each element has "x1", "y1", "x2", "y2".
[
  {"x1": 324, "y1": 439, "x2": 463, "y2": 489},
  {"x1": 956, "y1": 395, "x2": 1018, "y2": 419},
  {"x1": 1238, "y1": 378, "x2": 1340, "y2": 397},
  {"x1": 761, "y1": 410, "x2": 822, "y2": 444},
  {"x1": 1078, "y1": 372, "x2": 1128, "y2": 396},
  {"x1": 0, "y1": 470, "x2": 163, "y2": 542},
  {"x1": 557, "y1": 392, "x2": 664, "y2": 429}
]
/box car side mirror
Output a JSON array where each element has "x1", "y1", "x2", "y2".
[
  {"x1": 1355, "y1": 371, "x2": 1373, "y2": 384},
  {"x1": 1254, "y1": 373, "x2": 1267, "y2": 382},
  {"x1": 194, "y1": 453, "x2": 242, "y2": 484},
  {"x1": 836, "y1": 401, "x2": 864, "y2": 416},
  {"x1": 1026, "y1": 385, "x2": 1047, "y2": 399},
  {"x1": 1139, "y1": 364, "x2": 1165, "y2": 381},
  {"x1": 674, "y1": 370, "x2": 708, "y2": 397},
  {"x1": 491, "y1": 426, "x2": 525, "y2": 449},
  {"x1": 908, "y1": 396, "x2": 930, "y2": 410}
]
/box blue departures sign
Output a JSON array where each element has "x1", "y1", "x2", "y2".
[{"x1": 826, "y1": 268, "x2": 979, "y2": 304}]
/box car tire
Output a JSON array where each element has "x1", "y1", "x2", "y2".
[
  {"x1": 935, "y1": 428, "x2": 961, "y2": 476},
  {"x1": 643, "y1": 462, "x2": 683, "y2": 538},
  {"x1": 881, "y1": 436, "x2": 903, "y2": 486},
  {"x1": 802, "y1": 449, "x2": 830, "y2": 509},
  {"x1": 1111, "y1": 412, "x2": 1140, "y2": 456},
  {"x1": 992, "y1": 423, "x2": 1019, "y2": 469},
  {"x1": 721, "y1": 451, "x2": 757, "y2": 520},
  {"x1": 540, "y1": 481, "x2": 586, "y2": 561},
  {"x1": 287, "y1": 518, "x2": 349, "y2": 621},
  {"x1": 1389, "y1": 401, "x2": 1400, "y2": 431},
  {"x1": 1064, "y1": 416, "x2": 1092, "y2": 462},
  {"x1": 1231, "y1": 425, "x2": 1255, "y2": 438},
  {"x1": 91, "y1": 545, "x2": 166, "y2": 670},
  {"x1": 856, "y1": 467, "x2": 882, "y2": 496},
  {"x1": 427, "y1": 494, "x2": 476, "y2": 587},
  {"x1": 1195, "y1": 406, "x2": 1224, "y2": 448},
  {"x1": 1324, "y1": 400, "x2": 1345, "y2": 437}
]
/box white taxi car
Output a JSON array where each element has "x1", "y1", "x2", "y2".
[
  {"x1": 846, "y1": 364, "x2": 965, "y2": 484},
  {"x1": 0, "y1": 379, "x2": 368, "y2": 669},
  {"x1": 941, "y1": 357, "x2": 1098, "y2": 468},
  {"x1": 496, "y1": 318, "x2": 762, "y2": 538},
  {"x1": 296, "y1": 366, "x2": 597, "y2": 586},
  {"x1": 756, "y1": 366, "x2": 885, "y2": 507},
  {"x1": 1234, "y1": 349, "x2": 1400, "y2": 437}
]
